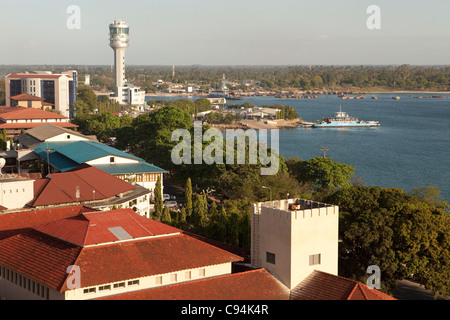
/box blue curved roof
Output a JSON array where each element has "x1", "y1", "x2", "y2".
[{"x1": 33, "y1": 141, "x2": 166, "y2": 174}]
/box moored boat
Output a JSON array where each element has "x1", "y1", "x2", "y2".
[{"x1": 313, "y1": 105, "x2": 380, "y2": 128}]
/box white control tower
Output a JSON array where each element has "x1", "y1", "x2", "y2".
[
  {"x1": 109, "y1": 20, "x2": 129, "y2": 101},
  {"x1": 108, "y1": 20, "x2": 145, "y2": 106}
]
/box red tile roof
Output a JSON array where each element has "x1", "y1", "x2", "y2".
[
  {"x1": 0, "y1": 107, "x2": 67, "y2": 120},
  {"x1": 34, "y1": 208, "x2": 180, "y2": 246},
  {"x1": 290, "y1": 270, "x2": 396, "y2": 300},
  {"x1": 0, "y1": 122, "x2": 77, "y2": 129},
  {"x1": 7, "y1": 74, "x2": 70, "y2": 79},
  {"x1": 0, "y1": 229, "x2": 82, "y2": 290},
  {"x1": 0, "y1": 209, "x2": 243, "y2": 292},
  {"x1": 0, "y1": 205, "x2": 94, "y2": 239},
  {"x1": 73, "y1": 233, "x2": 243, "y2": 290},
  {"x1": 29, "y1": 166, "x2": 136, "y2": 207},
  {"x1": 103, "y1": 268, "x2": 290, "y2": 300},
  {"x1": 9, "y1": 93, "x2": 45, "y2": 101}
]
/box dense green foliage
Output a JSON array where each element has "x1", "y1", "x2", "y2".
[{"x1": 325, "y1": 186, "x2": 449, "y2": 297}]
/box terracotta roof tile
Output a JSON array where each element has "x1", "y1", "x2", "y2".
[
  {"x1": 0, "y1": 229, "x2": 81, "y2": 290},
  {"x1": 102, "y1": 268, "x2": 290, "y2": 300},
  {"x1": 29, "y1": 166, "x2": 136, "y2": 207},
  {"x1": 10, "y1": 93, "x2": 45, "y2": 101},
  {"x1": 0, "y1": 208, "x2": 243, "y2": 291},
  {"x1": 0, "y1": 107, "x2": 67, "y2": 120},
  {"x1": 7, "y1": 74, "x2": 70, "y2": 79},
  {"x1": 290, "y1": 270, "x2": 396, "y2": 300},
  {"x1": 73, "y1": 233, "x2": 243, "y2": 289},
  {"x1": 0, "y1": 122, "x2": 78, "y2": 129},
  {"x1": 0, "y1": 205, "x2": 94, "y2": 240}
]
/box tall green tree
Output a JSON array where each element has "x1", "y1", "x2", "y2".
[
  {"x1": 192, "y1": 193, "x2": 206, "y2": 233},
  {"x1": 154, "y1": 176, "x2": 163, "y2": 220},
  {"x1": 0, "y1": 129, "x2": 7, "y2": 150},
  {"x1": 161, "y1": 205, "x2": 172, "y2": 224},
  {"x1": 77, "y1": 85, "x2": 97, "y2": 113},
  {"x1": 185, "y1": 178, "x2": 193, "y2": 220}
]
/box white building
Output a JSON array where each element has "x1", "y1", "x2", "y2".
[
  {"x1": 5, "y1": 71, "x2": 78, "y2": 118},
  {"x1": 251, "y1": 198, "x2": 339, "y2": 289},
  {"x1": 0, "y1": 179, "x2": 34, "y2": 210}
]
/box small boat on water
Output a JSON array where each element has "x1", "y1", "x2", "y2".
[
  {"x1": 313, "y1": 105, "x2": 380, "y2": 128},
  {"x1": 392, "y1": 96, "x2": 400, "y2": 100}
]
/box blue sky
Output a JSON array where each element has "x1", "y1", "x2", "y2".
[{"x1": 2, "y1": 0, "x2": 450, "y2": 65}]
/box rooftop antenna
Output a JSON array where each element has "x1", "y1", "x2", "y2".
[{"x1": 321, "y1": 146, "x2": 329, "y2": 159}]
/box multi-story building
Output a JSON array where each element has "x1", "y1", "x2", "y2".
[{"x1": 5, "y1": 71, "x2": 77, "y2": 118}]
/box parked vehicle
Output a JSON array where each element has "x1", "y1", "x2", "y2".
[{"x1": 164, "y1": 200, "x2": 178, "y2": 209}]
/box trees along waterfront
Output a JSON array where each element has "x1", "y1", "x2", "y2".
[{"x1": 76, "y1": 103, "x2": 449, "y2": 298}]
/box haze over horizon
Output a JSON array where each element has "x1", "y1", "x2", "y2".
[{"x1": 2, "y1": 0, "x2": 449, "y2": 66}]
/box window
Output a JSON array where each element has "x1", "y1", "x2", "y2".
[
  {"x1": 83, "y1": 287, "x2": 96, "y2": 294},
  {"x1": 199, "y1": 269, "x2": 205, "y2": 277},
  {"x1": 266, "y1": 252, "x2": 276, "y2": 264},
  {"x1": 309, "y1": 254, "x2": 321, "y2": 266},
  {"x1": 185, "y1": 271, "x2": 192, "y2": 280},
  {"x1": 113, "y1": 282, "x2": 125, "y2": 289},
  {"x1": 67, "y1": 135, "x2": 71, "y2": 139},
  {"x1": 128, "y1": 280, "x2": 139, "y2": 286},
  {"x1": 99, "y1": 285, "x2": 111, "y2": 291},
  {"x1": 170, "y1": 274, "x2": 177, "y2": 282},
  {"x1": 155, "y1": 276, "x2": 162, "y2": 285},
  {"x1": 110, "y1": 157, "x2": 115, "y2": 163}
]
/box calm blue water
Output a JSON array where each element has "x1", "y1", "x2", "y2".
[{"x1": 147, "y1": 93, "x2": 450, "y2": 201}]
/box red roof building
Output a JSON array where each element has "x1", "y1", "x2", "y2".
[
  {"x1": 290, "y1": 270, "x2": 396, "y2": 300},
  {"x1": 0, "y1": 208, "x2": 245, "y2": 300},
  {"x1": 103, "y1": 268, "x2": 290, "y2": 300},
  {"x1": 0, "y1": 106, "x2": 77, "y2": 139},
  {"x1": 29, "y1": 165, "x2": 152, "y2": 217},
  {"x1": 0, "y1": 204, "x2": 396, "y2": 301}
]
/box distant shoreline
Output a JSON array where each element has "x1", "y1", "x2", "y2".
[{"x1": 144, "y1": 91, "x2": 449, "y2": 98}]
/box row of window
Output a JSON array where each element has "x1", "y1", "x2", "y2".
[
  {"x1": 83, "y1": 279, "x2": 139, "y2": 294},
  {"x1": 117, "y1": 173, "x2": 161, "y2": 183},
  {"x1": 0, "y1": 265, "x2": 50, "y2": 299},
  {"x1": 266, "y1": 252, "x2": 322, "y2": 266},
  {"x1": 2, "y1": 188, "x2": 27, "y2": 194},
  {"x1": 83, "y1": 269, "x2": 207, "y2": 295},
  {"x1": 8, "y1": 119, "x2": 64, "y2": 123}
]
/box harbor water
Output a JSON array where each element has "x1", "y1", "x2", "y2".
[{"x1": 147, "y1": 93, "x2": 450, "y2": 201}]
